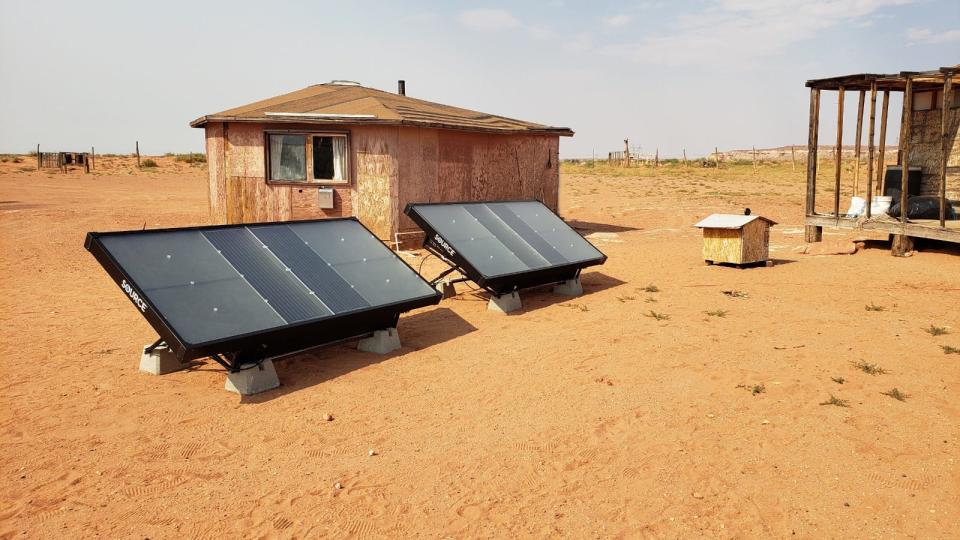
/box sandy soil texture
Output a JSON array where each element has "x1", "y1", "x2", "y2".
[{"x1": 1, "y1": 157, "x2": 958, "y2": 538}]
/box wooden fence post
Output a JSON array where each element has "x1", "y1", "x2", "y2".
[
  {"x1": 899, "y1": 76, "x2": 914, "y2": 226},
  {"x1": 714, "y1": 147, "x2": 720, "y2": 168},
  {"x1": 853, "y1": 89, "x2": 865, "y2": 197},
  {"x1": 36, "y1": 144, "x2": 40, "y2": 171},
  {"x1": 683, "y1": 149, "x2": 688, "y2": 167},
  {"x1": 655, "y1": 148, "x2": 659, "y2": 168},
  {"x1": 752, "y1": 146, "x2": 757, "y2": 172},
  {"x1": 136, "y1": 141, "x2": 141, "y2": 168},
  {"x1": 91, "y1": 146, "x2": 95, "y2": 170}
]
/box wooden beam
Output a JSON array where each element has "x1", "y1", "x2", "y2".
[
  {"x1": 834, "y1": 87, "x2": 845, "y2": 218},
  {"x1": 877, "y1": 90, "x2": 890, "y2": 195},
  {"x1": 805, "y1": 214, "x2": 960, "y2": 243},
  {"x1": 866, "y1": 83, "x2": 877, "y2": 218},
  {"x1": 900, "y1": 77, "x2": 913, "y2": 224},
  {"x1": 806, "y1": 88, "x2": 821, "y2": 215},
  {"x1": 853, "y1": 90, "x2": 865, "y2": 196},
  {"x1": 940, "y1": 71, "x2": 954, "y2": 228}
]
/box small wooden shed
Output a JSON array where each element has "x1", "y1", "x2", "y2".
[
  {"x1": 190, "y1": 80, "x2": 573, "y2": 243},
  {"x1": 694, "y1": 214, "x2": 777, "y2": 266}
]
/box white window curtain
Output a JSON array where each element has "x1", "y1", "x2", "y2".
[
  {"x1": 331, "y1": 137, "x2": 346, "y2": 181},
  {"x1": 269, "y1": 134, "x2": 306, "y2": 181}
]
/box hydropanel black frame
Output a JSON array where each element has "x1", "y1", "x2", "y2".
[
  {"x1": 404, "y1": 200, "x2": 607, "y2": 296},
  {"x1": 85, "y1": 217, "x2": 441, "y2": 371}
]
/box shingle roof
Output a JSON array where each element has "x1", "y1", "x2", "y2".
[
  {"x1": 694, "y1": 214, "x2": 777, "y2": 229},
  {"x1": 190, "y1": 82, "x2": 573, "y2": 136}
]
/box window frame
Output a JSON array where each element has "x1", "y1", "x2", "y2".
[{"x1": 264, "y1": 129, "x2": 352, "y2": 186}]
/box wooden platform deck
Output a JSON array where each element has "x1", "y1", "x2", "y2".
[{"x1": 805, "y1": 213, "x2": 960, "y2": 243}]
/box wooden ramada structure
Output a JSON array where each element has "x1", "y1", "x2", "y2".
[
  {"x1": 190, "y1": 81, "x2": 572, "y2": 241},
  {"x1": 804, "y1": 65, "x2": 959, "y2": 255}
]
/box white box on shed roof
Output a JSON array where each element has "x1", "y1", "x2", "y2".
[{"x1": 694, "y1": 214, "x2": 777, "y2": 229}]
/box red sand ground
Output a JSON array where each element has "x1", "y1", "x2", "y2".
[{"x1": 1, "y1": 157, "x2": 958, "y2": 538}]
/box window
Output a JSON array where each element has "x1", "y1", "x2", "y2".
[{"x1": 267, "y1": 132, "x2": 349, "y2": 184}]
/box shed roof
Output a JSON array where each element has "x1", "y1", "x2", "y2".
[
  {"x1": 190, "y1": 82, "x2": 574, "y2": 136},
  {"x1": 694, "y1": 214, "x2": 777, "y2": 229},
  {"x1": 805, "y1": 65, "x2": 959, "y2": 91}
]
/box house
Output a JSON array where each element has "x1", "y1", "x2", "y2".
[
  {"x1": 190, "y1": 80, "x2": 573, "y2": 241},
  {"x1": 802, "y1": 66, "x2": 959, "y2": 255},
  {"x1": 694, "y1": 213, "x2": 776, "y2": 266}
]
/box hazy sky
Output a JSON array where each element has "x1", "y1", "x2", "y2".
[{"x1": 1, "y1": 0, "x2": 957, "y2": 158}]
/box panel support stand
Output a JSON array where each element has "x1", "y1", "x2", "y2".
[
  {"x1": 436, "y1": 280, "x2": 456, "y2": 299},
  {"x1": 225, "y1": 360, "x2": 280, "y2": 395},
  {"x1": 139, "y1": 342, "x2": 187, "y2": 375},
  {"x1": 358, "y1": 328, "x2": 401, "y2": 354},
  {"x1": 488, "y1": 291, "x2": 522, "y2": 313},
  {"x1": 553, "y1": 277, "x2": 583, "y2": 296}
]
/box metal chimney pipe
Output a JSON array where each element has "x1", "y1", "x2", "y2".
[{"x1": 398, "y1": 80, "x2": 406, "y2": 96}]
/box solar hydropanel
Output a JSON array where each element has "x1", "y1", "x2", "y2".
[
  {"x1": 86, "y1": 218, "x2": 441, "y2": 366},
  {"x1": 404, "y1": 200, "x2": 606, "y2": 295}
]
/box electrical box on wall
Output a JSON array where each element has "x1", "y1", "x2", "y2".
[{"x1": 318, "y1": 188, "x2": 334, "y2": 209}]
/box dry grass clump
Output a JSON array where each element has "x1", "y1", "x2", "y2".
[
  {"x1": 881, "y1": 388, "x2": 909, "y2": 402},
  {"x1": 644, "y1": 310, "x2": 670, "y2": 321},
  {"x1": 820, "y1": 395, "x2": 850, "y2": 407},
  {"x1": 852, "y1": 360, "x2": 886, "y2": 375},
  {"x1": 704, "y1": 309, "x2": 728, "y2": 318},
  {"x1": 942, "y1": 345, "x2": 960, "y2": 355},
  {"x1": 737, "y1": 383, "x2": 765, "y2": 395},
  {"x1": 924, "y1": 325, "x2": 949, "y2": 336},
  {"x1": 141, "y1": 159, "x2": 159, "y2": 168},
  {"x1": 865, "y1": 302, "x2": 885, "y2": 312}
]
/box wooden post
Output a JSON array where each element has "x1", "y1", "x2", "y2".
[
  {"x1": 805, "y1": 88, "x2": 821, "y2": 238},
  {"x1": 84, "y1": 153, "x2": 90, "y2": 174},
  {"x1": 752, "y1": 146, "x2": 757, "y2": 172},
  {"x1": 866, "y1": 82, "x2": 877, "y2": 218},
  {"x1": 853, "y1": 89, "x2": 865, "y2": 197},
  {"x1": 683, "y1": 149, "x2": 688, "y2": 167},
  {"x1": 136, "y1": 141, "x2": 141, "y2": 168},
  {"x1": 714, "y1": 147, "x2": 720, "y2": 168},
  {"x1": 655, "y1": 148, "x2": 659, "y2": 168},
  {"x1": 877, "y1": 90, "x2": 890, "y2": 195},
  {"x1": 833, "y1": 87, "x2": 845, "y2": 218},
  {"x1": 91, "y1": 146, "x2": 95, "y2": 170},
  {"x1": 624, "y1": 139, "x2": 630, "y2": 168},
  {"x1": 36, "y1": 144, "x2": 40, "y2": 171},
  {"x1": 791, "y1": 145, "x2": 797, "y2": 172},
  {"x1": 940, "y1": 71, "x2": 953, "y2": 228},
  {"x1": 899, "y1": 77, "x2": 913, "y2": 225}
]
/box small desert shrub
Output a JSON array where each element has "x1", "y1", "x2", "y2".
[
  {"x1": 642, "y1": 284, "x2": 660, "y2": 293},
  {"x1": 924, "y1": 325, "x2": 949, "y2": 336},
  {"x1": 12, "y1": 157, "x2": 23, "y2": 163},
  {"x1": 141, "y1": 159, "x2": 158, "y2": 168},
  {"x1": 820, "y1": 394, "x2": 850, "y2": 407},
  {"x1": 881, "y1": 388, "x2": 909, "y2": 402},
  {"x1": 942, "y1": 345, "x2": 960, "y2": 355},
  {"x1": 644, "y1": 310, "x2": 670, "y2": 321},
  {"x1": 737, "y1": 383, "x2": 765, "y2": 395},
  {"x1": 175, "y1": 153, "x2": 206, "y2": 164},
  {"x1": 722, "y1": 290, "x2": 748, "y2": 298},
  {"x1": 616, "y1": 295, "x2": 635, "y2": 303},
  {"x1": 852, "y1": 360, "x2": 886, "y2": 375},
  {"x1": 704, "y1": 309, "x2": 728, "y2": 317},
  {"x1": 865, "y1": 303, "x2": 885, "y2": 312},
  {"x1": 831, "y1": 376, "x2": 845, "y2": 384}
]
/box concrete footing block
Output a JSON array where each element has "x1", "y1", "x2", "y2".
[
  {"x1": 358, "y1": 328, "x2": 401, "y2": 355},
  {"x1": 488, "y1": 291, "x2": 522, "y2": 313},
  {"x1": 436, "y1": 281, "x2": 456, "y2": 299},
  {"x1": 553, "y1": 277, "x2": 583, "y2": 296},
  {"x1": 224, "y1": 359, "x2": 280, "y2": 395},
  {"x1": 139, "y1": 343, "x2": 187, "y2": 375}
]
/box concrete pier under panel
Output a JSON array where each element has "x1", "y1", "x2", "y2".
[
  {"x1": 358, "y1": 328, "x2": 401, "y2": 354},
  {"x1": 140, "y1": 343, "x2": 186, "y2": 375},
  {"x1": 436, "y1": 281, "x2": 456, "y2": 299},
  {"x1": 553, "y1": 277, "x2": 583, "y2": 296},
  {"x1": 488, "y1": 291, "x2": 521, "y2": 313},
  {"x1": 225, "y1": 360, "x2": 280, "y2": 395}
]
